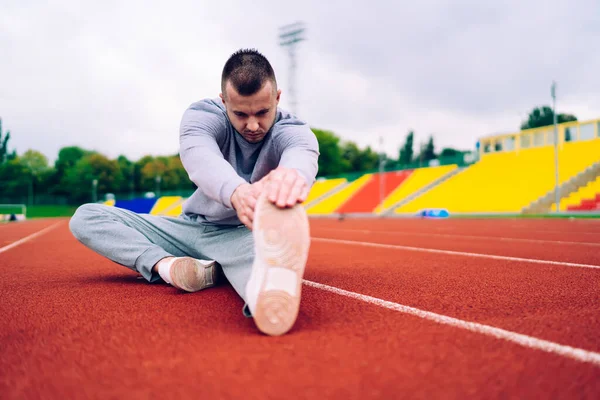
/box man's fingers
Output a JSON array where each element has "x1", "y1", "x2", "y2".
[
  {"x1": 268, "y1": 170, "x2": 284, "y2": 202},
  {"x1": 246, "y1": 193, "x2": 257, "y2": 212},
  {"x1": 276, "y1": 172, "x2": 297, "y2": 207},
  {"x1": 239, "y1": 214, "x2": 252, "y2": 230},
  {"x1": 286, "y1": 178, "x2": 306, "y2": 206},
  {"x1": 298, "y1": 185, "x2": 310, "y2": 203},
  {"x1": 245, "y1": 203, "x2": 255, "y2": 222}
]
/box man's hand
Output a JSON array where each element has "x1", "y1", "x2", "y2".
[
  {"x1": 231, "y1": 168, "x2": 309, "y2": 229},
  {"x1": 265, "y1": 167, "x2": 309, "y2": 208},
  {"x1": 231, "y1": 182, "x2": 263, "y2": 230}
]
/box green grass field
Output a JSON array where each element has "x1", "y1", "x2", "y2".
[
  {"x1": 27, "y1": 205, "x2": 78, "y2": 218},
  {"x1": 0, "y1": 205, "x2": 78, "y2": 219}
]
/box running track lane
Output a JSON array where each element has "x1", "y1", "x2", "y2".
[
  {"x1": 310, "y1": 224, "x2": 600, "y2": 265},
  {"x1": 0, "y1": 219, "x2": 62, "y2": 248},
  {"x1": 309, "y1": 217, "x2": 600, "y2": 241},
  {"x1": 0, "y1": 223, "x2": 599, "y2": 398},
  {"x1": 304, "y1": 240, "x2": 600, "y2": 352}
]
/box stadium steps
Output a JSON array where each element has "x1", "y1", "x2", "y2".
[
  {"x1": 302, "y1": 178, "x2": 348, "y2": 209},
  {"x1": 337, "y1": 171, "x2": 412, "y2": 213},
  {"x1": 524, "y1": 160, "x2": 600, "y2": 213},
  {"x1": 387, "y1": 166, "x2": 464, "y2": 215},
  {"x1": 563, "y1": 176, "x2": 600, "y2": 211},
  {"x1": 306, "y1": 174, "x2": 372, "y2": 215},
  {"x1": 375, "y1": 165, "x2": 458, "y2": 215},
  {"x1": 568, "y1": 195, "x2": 600, "y2": 211}
]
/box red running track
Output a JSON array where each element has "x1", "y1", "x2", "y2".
[{"x1": 0, "y1": 217, "x2": 599, "y2": 399}]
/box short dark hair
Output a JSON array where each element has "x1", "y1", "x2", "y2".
[{"x1": 221, "y1": 48, "x2": 277, "y2": 97}]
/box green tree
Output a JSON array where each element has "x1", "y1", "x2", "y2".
[
  {"x1": 311, "y1": 128, "x2": 347, "y2": 177},
  {"x1": 52, "y1": 146, "x2": 91, "y2": 195},
  {"x1": 0, "y1": 118, "x2": 17, "y2": 164},
  {"x1": 398, "y1": 130, "x2": 414, "y2": 166},
  {"x1": 117, "y1": 155, "x2": 135, "y2": 194},
  {"x1": 0, "y1": 157, "x2": 30, "y2": 201},
  {"x1": 20, "y1": 149, "x2": 50, "y2": 176},
  {"x1": 341, "y1": 142, "x2": 361, "y2": 172},
  {"x1": 19, "y1": 150, "x2": 52, "y2": 204},
  {"x1": 64, "y1": 153, "x2": 123, "y2": 202},
  {"x1": 417, "y1": 135, "x2": 436, "y2": 164},
  {"x1": 138, "y1": 156, "x2": 166, "y2": 192},
  {"x1": 520, "y1": 106, "x2": 577, "y2": 130},
  {"x1": 342, "y1": 142, "x2": 379, "y2": 172},
  {"x1": 439, "y1": 147, "x2": 465, "y2": 158}
]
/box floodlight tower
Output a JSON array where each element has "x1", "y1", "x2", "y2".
[
  {"x1": 279, "y1": 22, "x2": 306, "y2": 116},
  {"x1": 551, "y1": 81, "x2": 559, "y2": 213}
]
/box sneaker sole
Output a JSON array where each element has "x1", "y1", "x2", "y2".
[
  {"x1": 170, "y1": 258, "x2": 218, "y2": 292},
  {"x1": 252, "y1": 194, "x2": 310, "y2": 336}
]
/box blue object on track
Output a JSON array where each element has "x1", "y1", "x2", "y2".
[{"x1": 418, "y1": 208, "x2": 450, "y2": 218}]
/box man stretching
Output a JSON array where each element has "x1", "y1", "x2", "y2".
[{"x1": 69, "y1": 48, "x2": 320, "y2": 336}]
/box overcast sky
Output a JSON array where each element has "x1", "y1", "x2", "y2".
[{"x1": 1, "y1": 0, "x2": 599, "y2": 164}]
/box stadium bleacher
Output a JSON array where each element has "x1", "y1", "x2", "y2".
[
  {"x1": 337, "y1": 171, "x2": 412, "y2": 213},
  {"x1": 396, "y1": 129, "x2": 600, "y2": 214},
  {"x1": 306, "y1": 174, "x2": 372, "y2": 215},
  {"x1": 374, "y1": 165, "x2": 457, "y2": 213},
  {"x1": 303, "y1": 178, "x2": 347, "y2": 205}
]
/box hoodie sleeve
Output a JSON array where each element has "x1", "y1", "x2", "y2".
[
  {"x1": 179, "y1": 100, "x2": 246, "y2": 209},
  {"x1": 274, "y1": 118, "x2": 320, "y2": 188}
]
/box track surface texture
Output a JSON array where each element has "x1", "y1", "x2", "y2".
[{"x1": 1, "y1": 217, "x2": 599, "y2": 399}]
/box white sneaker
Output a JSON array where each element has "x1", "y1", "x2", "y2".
[
  {"x1": 246, "y1": 192, "x2": 311, "y2": 336},
  {"x1": 169, "y1": 257, "x2": 222, "y2": 292}
]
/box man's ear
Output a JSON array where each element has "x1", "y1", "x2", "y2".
[
  {"x1": 276, "y1": 89, "x2": 281, "y2": 104},
  {"x1": 219, "y1": 93, "x2": 225, "y2": 104}
]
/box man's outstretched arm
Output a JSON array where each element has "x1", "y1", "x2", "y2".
[
  {"x1": 267, "y1": 119, "x2": 320, "y2": 207},
  {"x1": 179, "y1": 101, "x2": 246, "y2": 209},
  {"x1": 230, "y1": 119, "x2": 319, "y2": 230}
]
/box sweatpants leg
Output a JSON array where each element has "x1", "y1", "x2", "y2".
[
  {"x1": 69, "y1": 203, "x2": 210, "y2": 282},
  {"x1": 69, "y1": 203, "x2": 256, "y2": 311},
  {"x1": 189, "y1": 224, "x2": 255, "y2": 307}
]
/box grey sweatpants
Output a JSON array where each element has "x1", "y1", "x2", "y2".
[{"x1": 69, "y1": 204, "x2": 254, "y2": 312}]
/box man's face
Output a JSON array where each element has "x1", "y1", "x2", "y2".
[{"x1": 220, "y1": 80, "x2": 281, "y2": 143}]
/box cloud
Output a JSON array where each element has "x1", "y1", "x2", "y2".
[{"x1": 0, "y1": 0, "x2": 598, "y2": 164}]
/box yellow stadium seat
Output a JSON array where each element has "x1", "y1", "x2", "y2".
[
  {"x1": 396, "y1": 139, "x2": 600, "y2": 213},
  {"x1": 307, "y1": 174, "x2": 372, "y2": 214},
  {"x1": 151, "y1": 196, "x2": 183, "y2": 216},
  {"x1": 375, "y1": 165, "x2": 457, "y2": 213},
  {"x1": 303, "y1": 178, "x2": 347, "y2": 205}
]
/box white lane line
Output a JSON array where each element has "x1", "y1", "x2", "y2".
[
  {"x1": 317, "y1": 228, "x2": 600, "y2": 247},
  {"x1": 311, "y1": 237, "x2": 600, "y2": 270},
  {"x1": 509, "y1": 229, "x2": 600, "y2": 237},
  {"x1": 0, "y1": 222, "x2": 63, "y2": 254},
  {"x1": 304, "y1": 280, "x2": 600, "y2": 366}
]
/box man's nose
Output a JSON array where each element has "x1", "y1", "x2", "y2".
[{"x1": 247, "y1": 118, "x2": 259, "y2": 132}]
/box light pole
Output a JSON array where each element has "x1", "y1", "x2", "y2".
[
  {"x1": 92, "y1": 179, "x2": 98, "y2": 203},
  {"x1": 25, "y1": 160, "x2": 34, "y2": 206},
  {"x1": 552, "y1": 82, "x2": 559, "y2": 212},
  {"x1": 155, "y1": 175, "x2": 161, "y2": 198},
  {"x1": 28, "y1": 176, "x2": 33, "y2": 206},
  {"x1": 130, "y1": 164, "x2": 135, "y2": 200},
  {"x1": 279, "y1": 22, "x2": 306, "y2": 116},
  {"x1": 379, "y1": 136, "x2": 385, "y2": 210}
]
